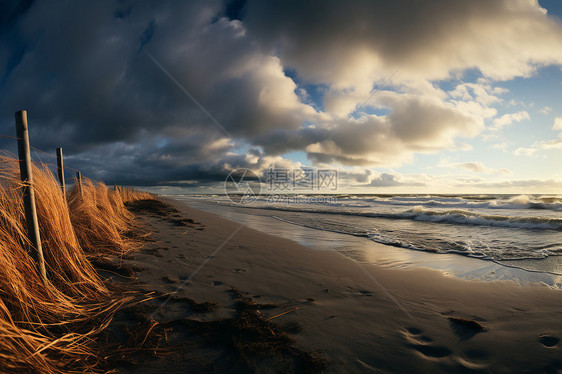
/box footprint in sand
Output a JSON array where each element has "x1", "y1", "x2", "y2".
[
  {"x1": 447, "y1": 317, "x2": 488, "y2": 341},
  {"x1": 232, "y1": 268, "x2": 247, "y2": 273},
  {"x1": 403, "y1": 327, "x2": 451, "y2": 359},
  {"x1": 404, "y1": 327, "x2": 434, "y2": 343},
  {"x1": 539, "y1": 335, "x2": 560, "y2": 348},
  {"x1": 211, "y1": 280, "x2": 223, "y2": 286},
  {"x1": 411, "y1": 344, "x2": 452, "y2": 359}
]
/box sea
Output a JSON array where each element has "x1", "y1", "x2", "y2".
[{"x1": 170, "y1": 193, "x2": 562, "y2": 287}]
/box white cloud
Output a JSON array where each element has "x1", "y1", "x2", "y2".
[
  {"x1": 367, "y1": 171, "x2": 425, "y2": 187},
  {"x1": 492, "y1": 111, "x2": 530, "y2": 130},
  {"x1": 514, "y1": 132, "x2": 562, "y2": 157},
  {"x1": 506, "y1": 111, "x2": 562, "y2": 159},
  {"x1": 514, "y1": 147, "x2": 538, "y2": 156},
  {"x1": 440, "y1": 161, "x2": 512, "y2": 175},
  {"x1": 540, "y1": 106, "x2": 552, "y2": 114},
  {"x1": 553, "y1": 117, "x2": 562, "y2": 130},
  {"x1": 461, "y1": 81, "x2": 507, "y2": 106},
  {"x1": 299, "y1": 91, "x2": 485, "y2": 167},
  {"x1": 453, "y1": 143, "x2": 474, "y2": 151},
  {"x1": 536, "y1": 137, "x2": 562, "y2": 150},
  {"x1": 448, "y1": 81, "x2": 503, "y2": 120},
  {"x1": 491, "y1": 142, "x2": 509, "y2": 151}
]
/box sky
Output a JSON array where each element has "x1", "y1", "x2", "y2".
[{"x1": 1, "y1": 0, "x2": 562, "y2": 194}]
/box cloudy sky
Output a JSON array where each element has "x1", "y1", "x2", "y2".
[{"x1": 1, "y1": 0, "x2": 562, "y2": 194}]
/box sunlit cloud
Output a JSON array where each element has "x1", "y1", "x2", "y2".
[
  {"x1": 492, "y1": 111, "x2": 530, "y2": 131},
  {"x1": 439, "y1": 161, "x2": 513, "y2": 175},
  {"x1": 553, "y1": 117, "x2": 562, "y2": 130}
]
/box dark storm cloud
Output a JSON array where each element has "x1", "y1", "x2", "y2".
[
  {"x1": 0, "y1": 0, "x2": 561, "y2": 186},
  {"x1": 0, "y1": 0, "x2": 314, "y2": 184},
  {"x1": 0, "y1": 1, "x2": 237, "y2": 151},
  {"x1": 252, "y1": 126, "x2": 330, "y2": 155},
  {"x1": 242, "y1": 0, "x2": 562, "y2": 82}
]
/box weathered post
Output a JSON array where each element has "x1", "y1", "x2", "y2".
[
  {"x1": 15, "y1": 110, "x2": 47, "y2": 282},
  {"x1": 75, "y1": 171, "x2": 82, "y2": 198},
  {"x1": 56, "y1": 147, "x2": 65, "y2": 195}
]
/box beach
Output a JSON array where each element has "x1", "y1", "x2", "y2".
[
  {"x1": 117, "y1": 197, "x2": 562, "y2": 373},
  {"x1": 4, "y1": 2, "x2": 562, "y2": 372}
]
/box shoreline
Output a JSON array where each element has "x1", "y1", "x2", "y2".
[
  {"x1": 118, "y1": 197, "x2": 562, "y2": 373},
  {"x1": 165, "y1": 196, "x2": 562, "y2": 289}
]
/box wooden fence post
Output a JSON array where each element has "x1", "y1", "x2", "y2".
[
  {"x1": 75, "y1": 171, "x2": 82, "y2": 198},
  {"x1": 15, "y1": 110, "x2": 47, "y2": 282},
  {"x1": 56, "y1": 147, "x2": 65, "y2": 195}
]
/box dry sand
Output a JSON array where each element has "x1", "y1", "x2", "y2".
[{"x1": 114, "y1": 197, "x2": 562, "y2": 373}]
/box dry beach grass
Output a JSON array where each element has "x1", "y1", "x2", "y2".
[{"x1": 0, "y1": 155, "x2": 152, "y2": 373}]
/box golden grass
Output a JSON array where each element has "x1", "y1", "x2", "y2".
[
  {"x1": 67, "y1": 179, "x2": 139, "y2": 257},
  {"x1": 0, "y1": 155, "x2": 154, "y2": 373},
  {"x1": 115, "y1": 186, "x2": 154, "y2": 204}
]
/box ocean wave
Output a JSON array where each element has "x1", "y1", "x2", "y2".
[
  {"x1": 271, "y1": 215, "x2": 562, "y2": 263},
  {"x1": 401, "y1": 206, "x2": 562, "y2": 230},
  {"x1": 241, "y1": 202, "x2": 562, "y2": 231},
  {"x1": 186, "y1": 193, "x2": 562, "y2": 212},
  {"x1": 356, "y1": 195, "x2": 562, "y2": 211},
  {"x1": 181, "y1": 196, "x2": 562, "y2": 268}
]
